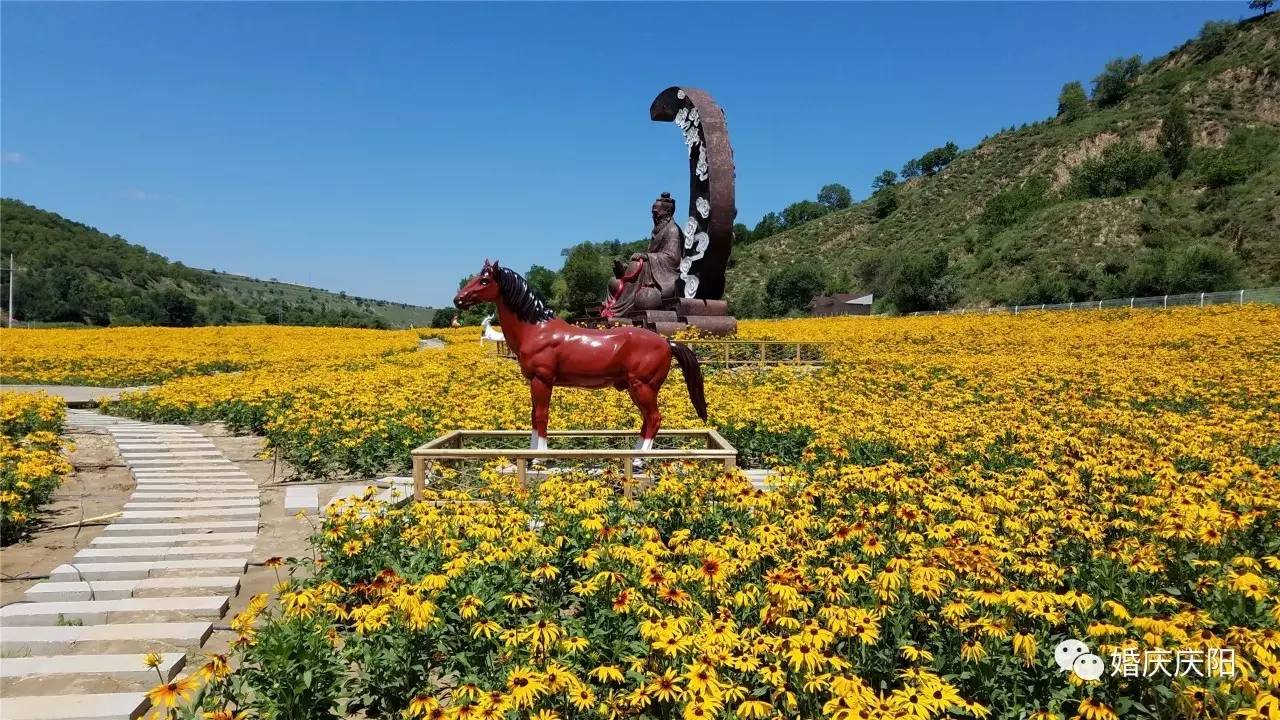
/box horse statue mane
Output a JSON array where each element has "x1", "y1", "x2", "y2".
[{"x1": 495, "y1": 267, "x2": 556, "y2": 325}]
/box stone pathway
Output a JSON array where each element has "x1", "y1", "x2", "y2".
[{"x1": 1, "y1": 410, "x2": 258, "y2": 720}]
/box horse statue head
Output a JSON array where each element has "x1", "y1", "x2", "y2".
[
  {"x1": 454, "y1": 259, "x2": 502, "y2": 309},
  {"x1": 455, "y1": 259, "x2": 555, "y2": 325}
]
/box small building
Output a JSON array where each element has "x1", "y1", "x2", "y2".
[{"x1": 807, "y1": 292, "x2": 873, "y2": 316}]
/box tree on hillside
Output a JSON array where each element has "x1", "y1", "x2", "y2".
[
  {"x1": 1158, "y1": 99, "x2": 1193, "y2": 178},
  {"x1": 1092, "y1": 55, "x2": 1143, "y2": 107},
  {"x1": 764, "y1": 262, "x2": 828, "y2": 316},
  {"x1": 872, "y1": 186, "x2": 899, "y2": 219},
  {"x1": 1197, "y1": 20, "x2": 1233, "y2": 59},
  {"x1": 525, "y1": 265, "x2": 558, "y2": 304},
  {"x1": 901, "y1": 157, "x2": 923, "y2": 180},
  {"x1": 885, "y1": 250, "x2": 954, "y2": 313},
  {"x1": 753, "y1": 212, "x2": 784, "y2": 240},
  {"x1": 781, "y1": 201, "x2": 830, "y2": 229},
  {"x1": 1057, "y1": 81, "x2": 1089, "y2": 121},
  {"x1": 871, "y1": 170, "x2": 899, "y2": 191},
  {"x1": 817, "y1": 183, "x2": 853, "y2": 210},
  {"x1": 560, "y1": 243, "x2": 611, "y2": 316},
  {"x1": 919, "y1": 142, "x2": 959, "y2": 176},
  {"x1": 733, "y1": 223, "x2": 753, "y2": 246},
  {"x1": 1251, "y1": 0, "x2": 1274, "y2": 17}
]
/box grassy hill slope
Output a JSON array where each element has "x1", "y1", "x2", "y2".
[
  {"x1": 0, "y1": 198, "x2": 437, "y2": 328},
  {"x1": 727, "y1": 14, "x2": 1280, "y2": 314}
]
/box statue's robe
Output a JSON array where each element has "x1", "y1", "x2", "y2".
[{"x1": 608, "y1": 218, "x2": 683, "y2": 316}]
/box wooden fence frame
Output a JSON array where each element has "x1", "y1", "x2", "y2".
[{"x1": 410, "y1": 429, "x2": 737, "y2": 500}]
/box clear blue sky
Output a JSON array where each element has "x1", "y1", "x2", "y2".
[{"x1": 1, "y1": 2, "x2": 1246, "y2": 307}]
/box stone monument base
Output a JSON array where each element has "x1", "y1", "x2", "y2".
[{"x1": 624, "y1": 298, "x2": 737, "y2": 337}]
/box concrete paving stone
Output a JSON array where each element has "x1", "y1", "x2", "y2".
[
  {"x1": 115, "y1": 508, "x2": 258, "y2": 523},
  {"x1": 128, "y1": 491, "x2": 258, "y2": 500},
  {"x1": 97, "y1": 521, "x2": 258, "y2": 536},
  {"x1": 325, "y1": 485, "x2": 377, "y2": 509},
  {"x1": 125, "y1": 460, "x2": 239, "y2": 468},
  {"x1": 123, "y1": 498, "x2": 259, "y2": 510},
  {"x1": 283, "y1": 486, "x2": 319, "y2": 512},
  {"x1": 0, "y1": 652, "x2": 185, "y2": 682},
  {"x1": 24, "y1": 577, "x2": 243, "y2": 602},
  {"x1": 48, "y1": 559, "x2": 248, "y2": 582},
  {"x1": 0, "y1": 596, "x2": 229, "y2": 626},
  {"x1": 0, "y1": 692, "x2": 149, "y2": 720},
  {"x1": 131, "y1": 471, "x2": 250, "y2": 480},
  {"x1": 122, "y1": 452, "x2": 221, "y2": 459},
  {"x1": 0, "y1": 622, "x2": 212, "y2": 655},
  {"x1": 91, "y1": 532, "x2": 258, "y2": 547},
  {"x1": 74, "y1": 545, "x2": 254, "y2": 562}
]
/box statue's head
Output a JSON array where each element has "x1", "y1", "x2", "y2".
[
  {"x1": 652, "y1": 192, "x2": 676, "y2": 225},
  {"x1": 454, "y1": 259, "x2": 502, "y2": 309}
]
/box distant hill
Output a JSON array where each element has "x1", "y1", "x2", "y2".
[
  {"x1": 0, "y1": 199, "x2": 437, "y2": 328},
  {"x1": 725, "y1": 13, "x2": 1280, "y2": 314}
]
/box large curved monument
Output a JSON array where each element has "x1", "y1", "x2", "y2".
[{"x1": 600, "y1": 86, "x2": 738, "y2": 336}]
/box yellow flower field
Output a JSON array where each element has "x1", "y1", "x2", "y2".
[
  {"x1": 3, "y1": 307, "x2": 1279, "y2": 718},
  {"x1": 0, "y1": 392, "x2": 72, "y2": 543}
]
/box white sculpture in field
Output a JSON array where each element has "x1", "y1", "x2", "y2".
[{"x1": 480, "y1": 315, "x2": 505, "y2": 344}]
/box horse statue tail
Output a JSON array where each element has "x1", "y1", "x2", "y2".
[{"x1": 668, "y1": 341, "x2": 707, "y2": 422}]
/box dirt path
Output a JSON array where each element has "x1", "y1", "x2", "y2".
[{"x1": 0, "y1": 430, "x2": 134, "y2": 604}]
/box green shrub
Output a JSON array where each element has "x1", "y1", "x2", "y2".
[
  {"x1": 1162, "y1": 242, "x2": 1241, "y2": 293},
  {"x1": 1198, "y1": 127, "x2": 1280, "y2": 188},
  {"x1": 1069, "y1": 141, "x2": 1164, "y2": 198},
  {"x1": 979, "y1": 178, "x2": 1050, "y2": 231}
]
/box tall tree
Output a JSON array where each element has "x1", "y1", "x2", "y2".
[
  {"x1": 752, "y1": 212, "x2": 784, "y2": 240},
  {"x1": 1057, "y1": 81, "x2": 1088, "y2": 121},
  {"x1": 781, "y1": 200, "x2": 830, "y2": 228},
  {"x1": 817, "y1": 183, "x2": 853, "y2": 210},
  {"x1": 1092, "y1": 55, "x2": 1143, "y2": 107},
  {"x1": 1157, "y1": 99, "x2": 1193, "y2": 178},
  {"x1": 871, "y1": 170, "x2": 899, "y2": 191},
  {"x1": 1251, "y1": 0, "x2": 1274, "y2": 16},
  {"x1": 559, "y1": 243, "x2": 611, "y2": 316}
]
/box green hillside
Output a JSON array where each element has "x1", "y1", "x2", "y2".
[
  {"x1": 0, "y1": 199, "x2": 437, "y2": 328},
  {"x1": 726, "y1": 14, "x2": 1280, "y2": 314}
]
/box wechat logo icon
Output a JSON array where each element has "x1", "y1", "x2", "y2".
[{"x1": 1055, "y1": 639, "x2": 1105, "y2": 681}]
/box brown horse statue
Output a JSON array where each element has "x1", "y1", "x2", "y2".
[{"x1": 454, "y1": 260, "x2": 707, "y2": 455}]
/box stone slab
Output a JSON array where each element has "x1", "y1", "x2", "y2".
[
  {"x1": 0, "y1": 692, "x2": 149, "y2": 720},
  {"x1": 123, "y1": 499, "x2": 259, "y2": 510},
  {"x1": 116, "y1": 508, "x2": 258, "y2": 523},
  {"x1": 0, "y1": 597, "x2": 229, "y2": 626},
  {"x1": 283, "y1": 486, "x2": 319, "y2": 512},
  {"x1": 129, "y1": 491, "x2": 258, "y2": 500},
  {"x1": 0, "y1": 622, "x2": 212, "y2": 654},
  {"x1": 91, "y1": 532, "x2": 257, "y2": 547},
  {"x1": 0, "y1": 652, "x2": 184, "y2": 681},
  {"x1": 97, "y1": 521, "x2": 258, "y2": 536},
  {"x1": 73, "y1": 545, "x2": 253, "y2": 562},
  {"x1": 49, "y1": 559, "x2": 247, "y2": 582},
  {"x1": 25, "y1": 577, "x2": 242, "y2": 602}
]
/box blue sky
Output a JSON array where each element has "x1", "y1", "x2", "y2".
[{"x1": 0, "y1": 2, "x2": 1246, "y2": 307}]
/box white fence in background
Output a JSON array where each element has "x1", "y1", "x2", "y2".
[{"x1": 907, "y1": 287, "x2": 1280, "y2": 317}]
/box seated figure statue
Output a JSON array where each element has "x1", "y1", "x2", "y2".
[{"x1": 601, "y1": 192, "x2": 683, "y2": 318}]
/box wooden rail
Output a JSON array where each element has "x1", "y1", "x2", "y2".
[
  {"x1": 410, "y1": 429, "x2": 737, "y2": 500},
  {"x1": 494, "y1": 339, "x2": 830, "y2": 366}
]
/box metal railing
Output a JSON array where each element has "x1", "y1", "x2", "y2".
[
  {"x1": 908, "y1": 287, "x2": 1280, "y2": 317},
  {"x1": 494, "y1": 339, "x2": 830, "y2": 367}
]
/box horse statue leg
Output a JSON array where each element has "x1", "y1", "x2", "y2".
[
  {"x1": 530, "y1": 377, "x2": 551, "y2": 454},
  {"x1": 626, "y1": 379, "x2": 662, "y2": 470}
]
